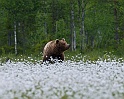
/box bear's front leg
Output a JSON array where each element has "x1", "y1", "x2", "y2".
[
  {"x1": 57, "y1": 53, "x2": 64, "y2": 61},
  {"x1": 43, "y1": 55, "x2": 50, "y2": 62}
]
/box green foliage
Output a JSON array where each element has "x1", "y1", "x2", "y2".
[
  {"x1": 1, "y1": 47, "x2": 5, "y2": 56},
  {"x1": 116, "y1": 39, "x2": 124, "y2": 56},
  {"x1": 0, "y1": 46, "x2": 15, "y2": 55},
  {"x1": 0, "y1": 0, "x2": 124, "y2": 56}
]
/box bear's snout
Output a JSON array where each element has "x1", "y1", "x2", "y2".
[{"x1": 67, "y1": 44, "x2": 71, "y2": 49}]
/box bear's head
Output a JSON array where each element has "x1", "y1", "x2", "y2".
[{"x1": 56, "y1": 38, "x2": 70, "y2": 52}]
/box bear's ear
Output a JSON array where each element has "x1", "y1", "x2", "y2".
[
  {"x1": 62, "y1": 38, "x2": 65, "y2": 41},
  {"x1": 56, "y1": 39, "x2": 59, "y2": 44}
]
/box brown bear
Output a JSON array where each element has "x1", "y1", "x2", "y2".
[{"x1": 43, "y1": 38, "x2": 70, "y2": 63}]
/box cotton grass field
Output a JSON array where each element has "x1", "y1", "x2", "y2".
[{"x1": 0, "y1": 54, "x2": 124, "y2": 99}]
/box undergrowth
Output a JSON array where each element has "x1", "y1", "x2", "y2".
[{"x1": 0, "y1": 49, "x2": 124, "y2": 64}]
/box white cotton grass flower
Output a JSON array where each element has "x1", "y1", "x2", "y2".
[{"x1": 0, "y1": 55, "x2": 124, "y2": 99}]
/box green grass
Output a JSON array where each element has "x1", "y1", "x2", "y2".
[
  {"x1": 0, "y1": 49, "x2": 124, "y2": 64},
  {"x1": 65, "y1": 49, "x2": 124, "y2": 62},
  {"x1": 0, "y1": 53, "x2": 42, "y2": 64}
]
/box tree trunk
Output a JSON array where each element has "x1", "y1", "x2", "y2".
[
  {"x1": 51, "y1": 0, "x2": 56, "y2": 34},
  {"x1": 114, "y1": 0, "x2": 119, "y2": 44},
  {"x1": 14, "y1": 21, "x2": 17, "y2": 55},
  {"x1": 80, "y1": 0, "x2": 85, "y2": 51},
  {"x1": 43, "y1": 0, "x2": 47, "y2": 35},
  {"x1": 7, "y1": 21, "x2": 12, "y2": 46},
  {"x1": 8, "y1": 31, "x2": 11, "y2": 46},
  {"x1": 70, "y1": 1, "x2": 76, "y2": 51},
  {"x1": 22, "y1": 21, "x2": 25, "y2": 54}
]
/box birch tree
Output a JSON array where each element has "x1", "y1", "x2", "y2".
[
  {"x1": 70, "y1": 0, "x2": 76, "y2": 51},
  {"x1": 80, "y1": 0, "x2": 85, "y2": 51},
  {"x1": 0, "y1": 0, "x2": 124, "y2": 55},
  {"x1": 14, "y1": 22, "x2": 17, "y2": 55}
]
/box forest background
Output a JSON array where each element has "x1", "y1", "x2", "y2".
[{"x1": 0, "y1": 0, "x2": 124, "y2": 58}]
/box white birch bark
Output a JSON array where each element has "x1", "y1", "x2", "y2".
[
  {"x1": 71, "y1": 2, "x2": 76, "y2": 51},
  {"x1": 14, "y1": 22, "x2": 17, "y2": 55}
]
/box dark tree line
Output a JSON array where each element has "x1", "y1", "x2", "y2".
[{"x1": 0, "y1": 0, "x2": 124, "y2": 55}]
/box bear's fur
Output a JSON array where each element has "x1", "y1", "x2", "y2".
[{"x1": 43, "y1": 38, "x2": 70, "y2": 62}]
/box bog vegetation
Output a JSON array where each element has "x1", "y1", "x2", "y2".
[
  {"x1": 0, "y1": 0, "x2": 124, "y2": 57},
  {"x1": 0, "y1": 54, "x2": 124, "y2": 99},
  {"x1": 0, "y1": 1, "x2": 124, "y2": 98}
]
